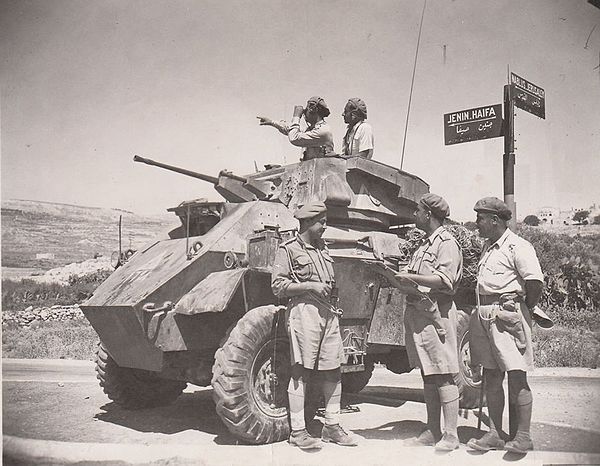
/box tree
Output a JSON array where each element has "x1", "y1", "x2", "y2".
[
  {"x1": 572, "y1": 210, "x2": 590, "y2": 225},
  {"x1": 523, "y1": 215, "x2": 540, "y2": 226}
]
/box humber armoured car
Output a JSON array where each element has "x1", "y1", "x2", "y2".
[{"x1": 81, "y1": 154, "x2": 481, "y2": 444}]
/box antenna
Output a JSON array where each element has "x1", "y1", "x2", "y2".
[
  {"x1": 400, "y1": 0, "x2": 427, "y2": 171},
  {"x1": 118, "y1": 215, "x2": 122, "y2": 263}
]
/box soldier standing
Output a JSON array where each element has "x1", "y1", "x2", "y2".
[
  {"x1": 258, "y1": 96, "x2": 335, "y2": 161},
  {"x1": 271, "y1": 201, "x2": 358, "y2": 450},
  {"x1": 341, "y1": 98, "x2": 374, "y2": 159},
  {"x1": 393, "y1": 193, "x2": 463, "y2": 451},
  {"x1": 467, "y1": 197, "x2": 544, "y2": 454}
]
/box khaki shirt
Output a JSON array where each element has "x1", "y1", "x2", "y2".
[
  {"x1": 477, "y1": 228, "x2": 543, "y2": 296},
  {"x1": 342, "y1": 121, "x2": 374, "y2": 158},
  {"x1": 406, "y1": 226, "x2": 463, "y2": 295},
  {"x1": 288, "y1": 119, "x2": 335, "y2": 160},
  {"x1": 271, "y1": 235, "x2": 335, "y2": 298}
]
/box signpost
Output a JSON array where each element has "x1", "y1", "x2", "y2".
[
  {"x1": 443, "y1": 71, "x2": 545, "y2": 229},
  {"x1": 510, "y1": 72, "x2": 546, "y2": 119},
  {"x1": 443, "y1": 104, "x2": 503, "y2": 145}
]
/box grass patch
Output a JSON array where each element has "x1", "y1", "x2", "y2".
[
  {"x1": 533, "y1": 325, "x2": 600, "y2": 368},
  {"x1": 2, "y1": 271, "x2": 111, "y2": 312},
  {"x1": 2, "y1": 319, "x2": 98, "y2": 360}
]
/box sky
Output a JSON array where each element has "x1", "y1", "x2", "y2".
[{"x1": 1, "y1": 0, "x2": 599, "y2": 221}]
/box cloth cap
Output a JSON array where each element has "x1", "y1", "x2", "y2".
[
  {"x1": 419, "y1": 193, "x2": 450, "y2": 220},
  {"x1": 294, "y1": 201, "x2": 327, "y2": 220},
  {"x1": 473, "y1": 197, "x2": 512, "y2": 220},
  {"x1": 306, "y1": 96, "x2": 330, "y2": 117},
  {"x1": 347, "y1": 98, "x2": 367, "y2": 118}
]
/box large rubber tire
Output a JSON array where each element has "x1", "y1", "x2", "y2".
[
  {"x1": 211, "y1": 306, "x2": 291, "y2": 444},
  {"x1": 341, "y1": 358, "x2": 375, "y2": 393},
  {"x1": 455, "y1": 308, "x2": 485, "y2": 409},
  {"x1": 95, "y1": 343, "x2": 186, "y2": 409}
]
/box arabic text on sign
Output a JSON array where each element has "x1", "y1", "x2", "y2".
[{"x1": 511, "y1": 73, "x2": 545, "y2": 98}]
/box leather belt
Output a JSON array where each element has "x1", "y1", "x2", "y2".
[{"x1": 478, "y1": 293, "x2": 522, "y2": 305}]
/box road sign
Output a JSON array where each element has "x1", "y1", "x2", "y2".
[
  {"x1": 444, "y1": 104, "x2": 503, "y2": 145},
  {"x1": 510, "y1": 72, "x2": 545, "y2": 119}
]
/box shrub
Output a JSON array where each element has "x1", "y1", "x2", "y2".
[
  {"x1": 523, "y1": 215, "x2": 540, "y2": 226},
  {"x1": 573, "y1": 210, "x2": 590, "y2": 224}
]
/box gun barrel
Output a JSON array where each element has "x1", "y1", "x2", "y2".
[
  {"x1": 133, "y1": 155, "x2": 219, "y2": 184},
  {"x1": 219, "y1": 170, "x2": 248, "y2": 183}
]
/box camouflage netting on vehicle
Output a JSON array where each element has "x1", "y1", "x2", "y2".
[{"x1": 397, "y1": 225, "x2": 485, "y2": 290}]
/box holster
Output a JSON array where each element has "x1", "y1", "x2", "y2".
[{"x1": 494, "y1": 293, "x2": 527, "y2": 350}]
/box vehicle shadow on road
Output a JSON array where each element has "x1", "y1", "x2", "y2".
[
  {"x1": 345, "y1": 385, "x2": 423, "y2": 406},
  {"x1": 94, "y1": 389, "x2": 238, "y2": 444}
]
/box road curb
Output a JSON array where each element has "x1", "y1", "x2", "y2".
[
  {"x1": 3, "y1": 435, "x2": 209, "y2": 465},
  {"x1": 5, "y1": 434, "x2": 600, "y2": 466}
]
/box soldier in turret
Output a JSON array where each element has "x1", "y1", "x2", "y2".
[
  {"x1": 271, "y1": 201, "x2": 358, "y2": 450},
  {"x1": 258, "y1": 96, "x2": 335, "y2": 161},
  {"x1": 341, "y1": 98, "x2": 374, "y2": 159}
]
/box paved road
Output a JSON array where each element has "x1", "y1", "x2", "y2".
[{"x1": 3, "y1": 359, "x2": 600, "y2": 465}]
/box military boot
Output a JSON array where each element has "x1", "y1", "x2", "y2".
[
  {"x1": 289, "y1": 428, "x2": 322, "y2": 450},
  {"x1": 466, "y1": 430, "x2": 505, "y2": 451},
  {"x1": 435, "y1": 432, "x2": 460, "y2": 452},
  {"x1": 505, "y1": 432, "x2": 534, "y2": 454},
  {"x1": 405, "y1": 429, "x2": 439, "y2": 446},
  {"x1": 321, "y1": 424, "x2": 358, "y2": 446}
]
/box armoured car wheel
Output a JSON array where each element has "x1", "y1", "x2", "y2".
[
  {"x1": 341, "y1": 358, "x2": 375, "y2": 393},
  {"x1": 212, "y1": 305, "x2": 291, "y2": 444},
  {"x1": 95, "y1": 343, "x2": 186, "y2": 409},
  {"x1": 455, "y1": 308, "x2": 485, "y2": 409}
]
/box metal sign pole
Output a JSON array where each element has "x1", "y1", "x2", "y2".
[{"x1": 503, "y1": 84, "x2": 517, "y2": 230}]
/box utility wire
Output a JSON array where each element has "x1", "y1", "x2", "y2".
[{"x1": 400, "y1": 0, "x2": 427, "y2": 171}]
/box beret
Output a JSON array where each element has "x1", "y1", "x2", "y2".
[
  {"x1": 419, "y1": 193, "x2": 450, "y2": 220},
  {"x1": 294, "y1": 201, "x2": 327, "y2": 220},
  {"x1": 306, "y1": 96, "x2": 330, "y2": 117},
  {"x1": 347, "y1": 98, "x2": 367, "y2": 118},
  {"x1": 473, "y1": 197, "x2": 512, "y2": 220}
]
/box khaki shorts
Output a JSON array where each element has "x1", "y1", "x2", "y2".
[
  {"x1": 286, "y1": 298, "x2": 343, "y2": 371},
  {"x1": 404, "y1": 300, "x2": 459, "y2": 376},
  {"x1": 469, "y1": 302, "x2": 534, "y2": 372}
]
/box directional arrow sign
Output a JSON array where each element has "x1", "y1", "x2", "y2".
[
  {"x1": 444, "y1": 104, "x2": 503, "y2": 145},
  {"x1": 511, "y1": 72, "x2": 545, "y2": 119}
]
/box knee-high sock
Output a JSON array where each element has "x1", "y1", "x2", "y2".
[
  {"x1": 288, "y1": 377, "x2": 306, "y2": 431},
  {"x1": 322, "y1": 378, "x2": 341, "y2": 426},
  {"x1": 508, "y1": 401, "x2": 518, "y2": 439},
  {"x1": 486, "y1": 381, "x2": 505, "y2": 435},
  {"x1": 438, "y1": 385, "x2": 459, "y2": 437},
  {"x1": 423, "y1": 383, "x2": 441, "y2": 438},
  {"x1": 515, "y1": 389, "x2": 533, "y2": 435}
]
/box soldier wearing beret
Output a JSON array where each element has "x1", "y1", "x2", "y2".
[
  {"x1": 258, "y1": 96, "x2": 335, "y2": 161},
  {"x1": 341, "y1": 98, "x2": 374, "y2": 159},
  {"x1": 393, "y1": 193, "x2": 463, "y2": 451},
  {"x1": 271, "y1": 201, "x2": 357, "y2": 450},
  {"x1": 467, "y1": 197, "x2": 544, "y2": 454}
]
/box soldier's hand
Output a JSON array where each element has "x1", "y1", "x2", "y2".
[
  {"x1": 257, "y1": 116, "x2": 273, "y2": 126},
  {"x1": 309, "y1": 282, "x2": 331, "y2": 299},
  {"x1": 292, "y1": 106, "x2": 304, "y2": 119}
]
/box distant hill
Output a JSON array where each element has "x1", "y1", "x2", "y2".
[{"x1": 1, "y1": 199, "x2": 178, "y2": 270}]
